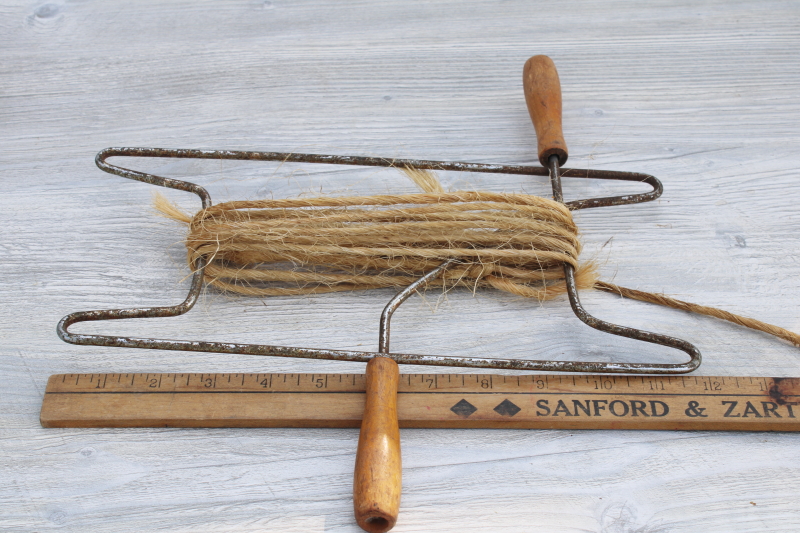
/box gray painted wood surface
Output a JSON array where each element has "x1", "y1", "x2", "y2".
[{"x1": 2, "y1": 0, "x2": 799, "y2": 531}]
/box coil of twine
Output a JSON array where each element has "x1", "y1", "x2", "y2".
[{"x1": 156, "y1": 168, "x2": 800, "y2": 348}]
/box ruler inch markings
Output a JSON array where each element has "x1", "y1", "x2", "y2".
[{"x1": 40, "y1": 373, "x2": 800, "y2": 431}]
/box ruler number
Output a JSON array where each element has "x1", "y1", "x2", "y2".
[
  {"x1": 260, "y1": 378, "x2": 270, "y2": 388},
  {"x1": 595, "y1": 379, "x2": 613, "y2": 390},
  {"x1": 204, "y1": 378, "x2": 214, "y2": 388},
  {"x1": 148, "y1": 378, "x2": 158, "y2": 388},
  {"x1": 703, "y1": 380, "x2": 721, "y2": 391},
  {"x1": 480, "y1": 378, "x2": 491, "y2": 389},
  {"x1": 313, "y1": 377, "x2": 325, "y2": 389},
  {"x1": 535, "y1": 379, "x2": 546, "y2": 390}
]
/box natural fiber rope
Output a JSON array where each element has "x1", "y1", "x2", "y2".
[
  {"x1": 595, "y1": 281, "x2": 800, "y2": 346},
  {"x1": 155, "y1": 168, "x2": 800, "y2": 348}
]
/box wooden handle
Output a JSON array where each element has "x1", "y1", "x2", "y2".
[
  {"x1": 353, "y1": 357, "x2": 401, "y2": 533},
  {"x1": 523, "y1": 55, "x2": 568, "y2": 166}
]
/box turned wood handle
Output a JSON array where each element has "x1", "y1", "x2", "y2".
[
  {"x1": 354, "y1": 357, "x2": 401, "y2": 533},
  {"x1": 523, "y1": 55, "x2": 568, "y2": 167}
]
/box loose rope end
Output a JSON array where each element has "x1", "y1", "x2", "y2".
[
  {"x1": 153, "y1": 192, "x2": 193, "y2": 224},
  {"x1": 595, "y1": 281, "x2": 800, "y2": 348},
  {"x1": 401, "y1": 166, "x2": 445, "y2": 194}
]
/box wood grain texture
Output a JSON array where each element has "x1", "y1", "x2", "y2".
[
  {"x1": 39, "y1": 373, "x2": 800, "y2": 431},
  {"x1": 354, "y1": 358, "x2": 401, "y2": 533},
  {"x1": 2, "y1": 0, "x2": 800, "y2": 531},
  {"x1": 524, "y1": 55, "x2": 568, "y2": 166}
]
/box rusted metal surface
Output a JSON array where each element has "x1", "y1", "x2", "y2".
[
  {"x1": 94, "y1": 147, "x2": 661, "y2": 211},
  {"x1": 378, "y1": 260, "x2": 457, "y2": 354},
  {"x1": 57, "y1": 148, "x2": 700, "y2": 374},
  {"x1": 546, "y1": 155, "x2": 700, "y2": 373}
]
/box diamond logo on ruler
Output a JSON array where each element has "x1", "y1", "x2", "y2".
[
  {"x1": 450, "y1": 399, "x2": 478, "y2": 418},
  {"x1": 493, "y1": 399, "x2": 521, "y2": 417}
]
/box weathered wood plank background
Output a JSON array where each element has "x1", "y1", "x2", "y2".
[{"x1": 2, "y1": 0, "x2": 799, "y2": 531}]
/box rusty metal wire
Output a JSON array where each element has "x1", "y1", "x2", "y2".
[{"x1": 57, "y1": 148, "x2": 700, "y2": 374}]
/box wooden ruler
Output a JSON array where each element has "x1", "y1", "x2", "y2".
[{"x1": 40, "y1": 373, "x2": 800, "y2": 431}]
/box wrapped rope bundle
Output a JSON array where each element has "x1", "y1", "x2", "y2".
[
  {"x1": 155, "y1": 167, "x2": 800, "y2": 347},
  {"x1": 158, "y1": 168, "x2": 597, "y2": 299}
]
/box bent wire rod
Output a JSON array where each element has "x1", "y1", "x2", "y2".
[{"x1": 57, "y1": 148, "x2": 700, "y2": 374}]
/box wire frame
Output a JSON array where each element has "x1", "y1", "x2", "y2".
[{"x1": 57, "y1": 148, "x2": 700, "y2": 374}]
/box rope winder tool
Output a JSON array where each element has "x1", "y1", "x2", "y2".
[{"x1": 57, "y1": 55, "x2": 711, "y2": 532}]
